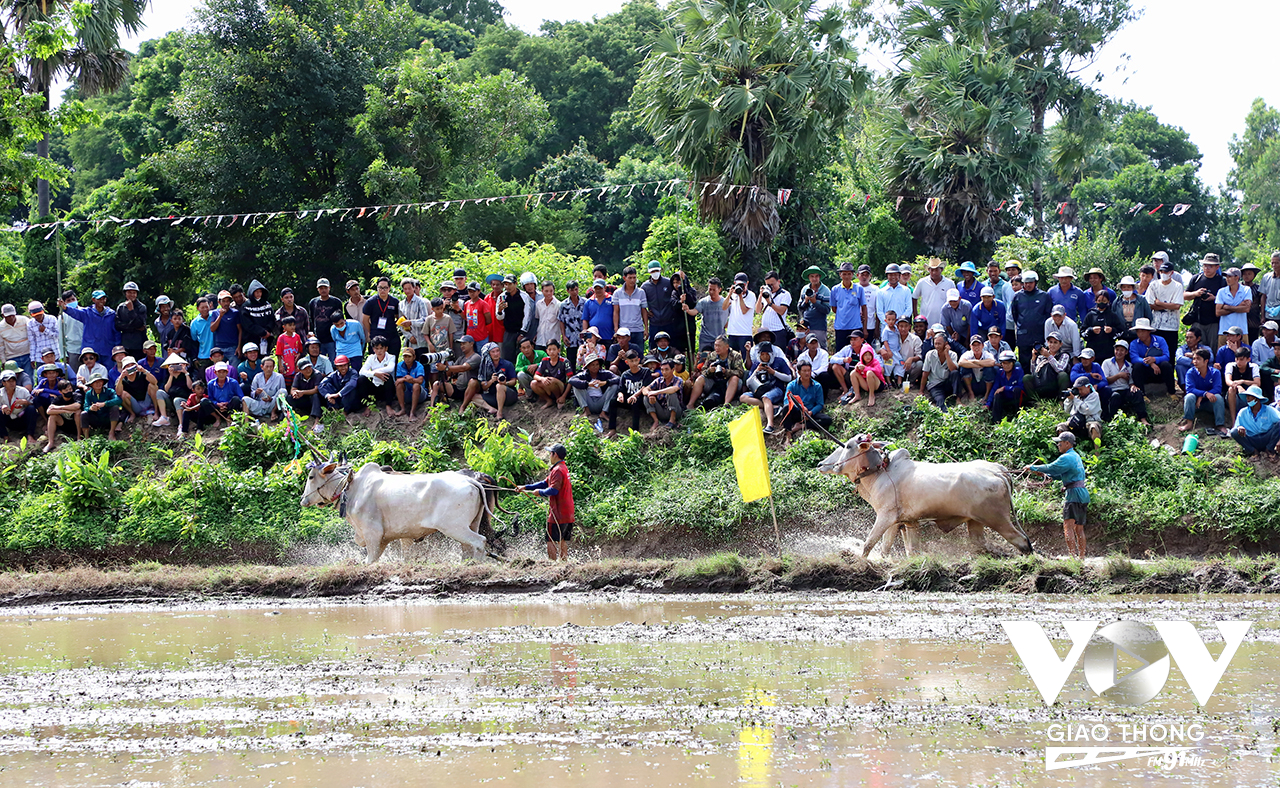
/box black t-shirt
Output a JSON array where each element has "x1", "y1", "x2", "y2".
[
  {"x1": 166, "y1": 372, "x2": 193, "y2": 401},
  {"x1": 121, "y1": 372, "x2": 150, "y2": 401},
  {"x1": 619, "y1": 368, "x2": 651, "y2": 398},
  {"x1": 309, "y1": 296, "x2": 344, "y2": 337},
  {"x1": 362, "y1": 296, "x2": 400, "y2": 343},
  {"x1": 1187, "y1": 272, "x2": 1226, "y2": 324},
  {"x1": 501, "y1": 292, "x2": 525, "y2": 334}
]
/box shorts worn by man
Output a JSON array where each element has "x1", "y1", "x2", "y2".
[
  {"x1": 1026, "y1": 431, "x2": 1089, "y2": 559},
  {"x1": 520, "y1": 443, "x2": 575, "y2": 561}
]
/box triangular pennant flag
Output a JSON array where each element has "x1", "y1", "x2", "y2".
[
  {"x1": 1057, "y1": 202, "x2": 1068, "y2": 215},
  {"x1": 1251, "y1": 204, "x2": 1261, "y2": 212},
  {"x1": 1147, "y1": 204, "x2": 1164, "y2": 215},
  {"x1": 357, "y1": 207, "x2": 368, "y2": 218},
  {"x1": 1172, "y1": 204, "x2": 1191, "y2": 216},
  {"x1": 1012, "y1": 200, "x2": 1023, "y2": 211},
  {"x1": 1093, "y1": 203, "x2": 1108, "y2": 209},
  {"x1": 895, "y1": 196, "x2": 904, "y2": 209},
  {"x1": 171, "y1": 216, "x2": 186, "y2": 226},
  {"x1": 1128, "y1": 203, "x2": 1145, "y2": 215},
  {"x1": 43, "y1": 227, "x2": 57, "y2": 240},
  {"x1": 109, "y1": 215, "x2": 123, "y2": 223}
]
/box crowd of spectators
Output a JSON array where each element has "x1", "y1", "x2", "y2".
[{"x1": 5, "y1": 250, "x2": 1280, "y2": 456}]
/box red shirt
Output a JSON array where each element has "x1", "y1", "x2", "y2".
[
  {"x1": 485, "y1": 292, "x2": 505, "y2": 343},
  {"x1": 546, "y1": 461, "x2": 574, "y2": 525},
  {"x1": 275, "y1": 332, "x2": 303, "y2": 377},
  {"x1": 465, "y1": 298, "x2": 494, "y2": 345}
]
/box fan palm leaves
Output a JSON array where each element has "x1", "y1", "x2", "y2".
[{"x1": 636, "y1": 0, "x2": 867, "y2": 250}]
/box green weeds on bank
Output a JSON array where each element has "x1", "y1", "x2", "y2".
[{"x1": 0, "y1": 394, "x2": 1276, "y2": 557}]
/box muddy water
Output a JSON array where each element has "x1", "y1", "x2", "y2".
[{"x1": 0, "y1": 593, "x2": 1276, "y2": 787}]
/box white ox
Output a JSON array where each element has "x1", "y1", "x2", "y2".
[
  {"x1": 817, "y1": 438, "x2": 1033, "y2": 558},
  {"x1": 301, "y1": 461, "x2": 492, "y2": 563}
]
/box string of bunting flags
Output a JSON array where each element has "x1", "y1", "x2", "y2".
[
  {"x1": 9, "y1": 180, "x2": 1266, "y2": 242},
  {"x1": 7, "y1": 178, "x2": 797, "y2": 241}
]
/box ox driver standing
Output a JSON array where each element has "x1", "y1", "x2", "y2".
[
  {"x1": 520, "y1": 443, "x2": 575, "y2": 561},
  {"x1": 1025, "y1": 432, "x2": 1089, "y2": 560}
]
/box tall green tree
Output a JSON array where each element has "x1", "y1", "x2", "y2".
[
  {"x1": 3, "y1": 0, "x2": 148, "y2": 218},
  {"x1": 1229, "y1": 98, "x2": 1280, "y2": 255},
  {"x1": 887, "y1": 0, "x2": 1138, "y2": 237},
  {"x1": 881, "y1": 41, "x2": 1038, "y2": 256},
  {"x1": 634, "y1": 0, "x2": 868, "y2": 264}
]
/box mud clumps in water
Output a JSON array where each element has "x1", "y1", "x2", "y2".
[{"x1": 1, "y1": 552, "x2": 1278, "y2": 606}]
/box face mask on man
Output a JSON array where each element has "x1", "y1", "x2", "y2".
[{"x1": 650, "y1": 271, "x2": 661, "y2": 281}]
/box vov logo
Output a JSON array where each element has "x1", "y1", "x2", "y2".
[{"x1": 1001, "y1": 620, "x2": 1252, "y2": 705}]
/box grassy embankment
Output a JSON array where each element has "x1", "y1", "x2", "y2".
[{"x1": 0, "y1": 388, "x2": 1278, "y2": 573}]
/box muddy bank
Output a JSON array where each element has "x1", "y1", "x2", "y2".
[{"x1": 2, "y1": 552, "x2": 1280, "y2": 606}]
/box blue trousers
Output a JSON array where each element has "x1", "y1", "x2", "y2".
[
  {"x1": 1233, "y1": 424, "x2": 1280, "y2": 455},
  {"x1": 1183, "y1": 392, "x2": 1225, "y2": 426}
]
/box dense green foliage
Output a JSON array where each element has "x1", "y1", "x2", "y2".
[
  {"x1": 6, "y1": 0, "x2": 1265, "y2": 306},
  {"x1": 0, "y1": 388, "x2": 1277, "y2": 556}
]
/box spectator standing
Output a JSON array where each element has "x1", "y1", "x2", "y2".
[
  {"x1": 534, "y1": 281, "x2": 563, "y2": 351},
  {"x1": 1082, "y1": 289, "x2": 1122, "y2": 359},
  {"x1": 0, "y1": 304, "x2": 31, "y2": 371},
  {"x1": 59, "y1": 290, "x2": 119, "y2": 362},
  {"x1": 362, "y1": 277, "x2": 401, "y2": 359},
  {"x1": 484, "y1": 274, "x2": 506, "y2": 347},
  {"x1": 153, "y1": 295, "x2": 174, "y2": 350},
  {"x1": 1184, "y1": 254, "x2": 1226, "y2": 350},
  {"x1": 308, "y1": 278, "x2": 344, "y2": 360},
  {"x1": 188, "y1": 298, "x2": 214, "y2": 372},
  {"x1": 57, "y1": 289, "x2": 84, "y2": 363},
  {"x1": 557, "y1": 281, "x2": 585, "y2": 371},
  {"x1": 877, "y1": 264, "x2": 913, "y2": 337},
  {"x1": 971, "y1": 286, "x2": 1006, "y2": 341},
  {"x1": 25, "y1": 302, "x2": 57, "y2": 374},
  {"x1": 581, "y1": 279, "x2": 614, "y2": 345},
  {"x1": 1242, "y1": 261, "x2": 1264, "y2": 341},
  {"x1": 241, "y1": 280, "x2": 278, "y2": 356},
  {"x1": 997, "y1": 262, "x2": 1020, "y2": 346},
  {"x1": 1011, "y1": 271, "x2": 1051, "y2": 370},
  {"x1": 797, "y1": 266, "x2": 831, "y2": 349},
  {"x1": 829, "y1": 263, "x2": 867, "y2": 350},
  {"x1": 688, "y1": 277, "x2": 728, "y2": 353},
  {"x1": 115, "y1": 283, "x2": 148, "y2": 358},
  {"x1": 857, "y1": 265, "x2": 880, "y2": 340},
  {"x1": 756, "y1": 271, "x2": 793, "y2": 351},
  {"x1": 1048, "y1": 267, "x2": 1086, "y2": 324},
  {"x1": 1146, "y1": 261, "x2": 1185, "y2": 352},
  {"x1": 344, "y1": 280, "x2": 366, "y2": 325},
  {"x1": 276, "y1": 287, "x2": 310, "y2": 338},
  {"x1": 955, "y1": 261, "x2": 982, "y2": 306},
  {"x1": 425, "y1": 298, "x2": 455, "y2": 356},
  {"x1": 209, "y1": 291, "x2": 242, "y2": 366},
  {"x1": 1254, "y1": 321, "x2": 1278, "y2": 399},
  {"x1": 274, "y1": 316, "x2": 303, "y2": 385},
  {"x1": 397, "y1": 278, "x2": 428, "y2": 360},
  {"x1": 613, "y1": 267, "x2": 650, "y2": 353},
  {"x1": 462, "y1": 282, "x2": 494, "y2": 349},
  {"x1": 496, "y1": 275, "x2": 526, "y2": 361},
  {"x1": 641, "y1": 261, "x2": 675, "y2": 348},
  {"x1": 1082, "y1": 268, "x2": 1117, "y2": 312},
  {"x1": 913, "y1": 258, "x2": 954, "y2": 327},
  {"x1": 1260, "y1": 252, "x2": 1280, "y2": 324},
  {"x1": 724, "y1": 273, "x2": 757, "y2": 355},
  {"x1": 1215, "y1": 267, "x2": 1252, "y2": 346}
]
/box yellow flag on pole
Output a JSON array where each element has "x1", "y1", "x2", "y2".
[{"x1": 729, "y1": 408, "x2": 772, "y2": 502}]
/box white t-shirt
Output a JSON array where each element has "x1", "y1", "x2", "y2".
[
  {"x1": 913, "y1": 276, "x2": 955, "y2": 327},
  {"x1": 760, "y1": 288, "x2": 792, "y2": 333},
  {"x1": 860, "y1": 282, "x2": 880, "y2": 333},
  {"x1": 725, "y1": 291, "x2": 758, "y2": 337},
  {"x1": 535, "y1": 297, "x2": 563, "y2": 346},
  {"x1": 1145, "y1": 278, "x2": 1186, "y2": 332}
]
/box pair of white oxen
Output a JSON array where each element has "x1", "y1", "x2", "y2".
[{"x1": 300, "y1": 439, "x2": 1034, "y2": 563}]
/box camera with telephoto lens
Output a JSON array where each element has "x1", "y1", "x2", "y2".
[
  {"x1": 733, "y1": 283, "x2": 745, "y2": 296},
  {"x1": 497, "y1": 371, "x2": 508, "y2": 382},
  {"x1": 422, "y1": 350, "x2": 451, "y2": 367},
  {"x1": 707, "y1": 358, "x2": 729, "y2": 379}
]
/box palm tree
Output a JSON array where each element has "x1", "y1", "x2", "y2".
[
  {"x1": 635, "y1": 0, "x2": 867, "y2": 256},
  {"x1": 881, "y1": 40, "x2": 1040, "y2": 255},
  {"x1": 3, "y1": 0, "x2": 148, "y2": 218}
]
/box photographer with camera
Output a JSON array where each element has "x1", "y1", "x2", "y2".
[
  {"x1": 1059, "y1": 375, "x2": 1104, "y2": 446},
  {"x1": 739, "y1": 341, "x2": 793, "y2": 435},
  {"x1": 755, "y1": 271, "x2": 794, "y2": 354},
  {"x1": 461, "y1": 342, "x2": 517, "y2": 420},
  {"x1": 724, "y1": 273, "x2": 757, "y2": 356},
  {"x1": 798, "y1": 266, "x2": 831, "y2": 349},
  {"x1": 428, "y1": 334, "x2": 481, "y2": 408},
  {"x1": 1024, "y1": 333, "x2": 1072, "y2": 401},
  {"x1": 687, "y1": 335, "x2": 746, "y2": 410}
]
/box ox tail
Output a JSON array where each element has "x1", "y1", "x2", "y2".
[{"x1": 1004, "y1": 470, "x2": 1032, "y2": 548}]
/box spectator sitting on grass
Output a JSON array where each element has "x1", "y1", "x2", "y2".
[
  {"x1": 1224, "y1": 346, "x2": 1262, "y2": 425},
  {"x1": 1059, "y1": 376, "x2": 1103, "y2": 446},
  {"x1": 987, "y1": 351, "x2": 1024, "y2": 423},
  {"x1": 782, "y1": 358, "x2": 831, "y2": 434},
  {"x1": 77, "y1": 371, "x2": 120, "y2": 440},
  {"x1": 1179, "y1": 348, "x2": 1227, "y2": 436},
  {"x1": 740, "y1": 341, "x2": 792, "y2": 435},
  {"x1": 1231, "y1": 385, "x2": 1280, "y2": 457},
  {"x1": 687, "y1": 335, "x2": 744, "y2": 410},
  {"x1": 640, "y1": 358, "x2": 684, "y2": 431},
  {"x1": 569, "y1": 356, "x2": 618, "y2": 430}
]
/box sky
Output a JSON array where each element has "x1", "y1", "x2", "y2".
[{"x1": 102, "y1": 0, "x2": 1276, "y2": 191}]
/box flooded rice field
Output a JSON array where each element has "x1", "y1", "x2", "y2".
[{"x1": 0, "y1": 592, "x2": 1276, "y2": 786}]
